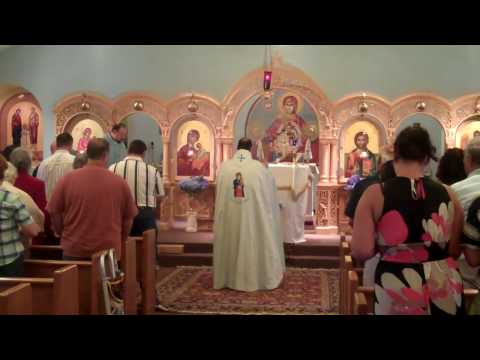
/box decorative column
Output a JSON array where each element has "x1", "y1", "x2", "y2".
[
  {"x1": 162, "y1": 136, "x2": 170, "y2": 181},
  {"x1": 319, "y1": 140, "x2": 330, "y2": 183},
  {"x1": 221, "y1": 138, "x2": 233, "y2": 161},
  {"x1": 216, "y1": 140, "x2": 223, "y2": 174},
  {"x1": 329, "y1": 140, "x2": 338, "y2": 183},
  {"x1": 158, "y1": 136, "x2": 172, "y2": 231}
]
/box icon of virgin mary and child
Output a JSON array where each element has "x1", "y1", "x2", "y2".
[
  {"x1": 263, "y1": 94, "x2": 310, "y2": 163},
  {"x1": 177, "y1": 129, "x2": 210, "y2": 176}
]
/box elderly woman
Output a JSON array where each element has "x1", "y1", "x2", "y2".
[
  {"x1": 0, "y1": 155, "x2": 40, "y2": 276},
  {"x1": 2, "y1": 162, "x2": 45, "y2": 230},
  {"x1": 10, "y1": 148, "x2": 47, "y2": 211},
  {"x1": 352, "y1": 125, "x2": 465, "y2": 315}
]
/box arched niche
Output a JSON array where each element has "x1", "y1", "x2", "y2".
[
  {"x1": 237, "y1": 89, "x2": 321, "y2": 164},
  {"x1": 223, "y1": 55, "x2": 331, "y2": 161},
  {"x1": 451, "y1": 94, "x2": 480, "y2": 147},
  {"x1": 0, "y1": 85, "x2": 45, "y2": 164},
  {"x1": 455, "y1": 114, "x2": 480, "y2": 149},
  {"x1": 54, "y1": 92, "x2": 113, "y2": 136},
  {"x1": 391, "y1": 94, "x2": 450, "y2": 178},
  {"x1": 169, "y1": 113, "x2": 216, "y2": 182},
  {"x1": 166, "y1": 93, "x2": 221, "y2": 182},
  {"x1": 120, "y1": 112, "x2": 163, "y2": 169},
  {"x1": 333, "y1": 93, "x2": 389, "y2": 181},
  {"x1": 391, "y1": 93, "x2": 450, "y2": 141},
  {"x1": 113, "y1": 92, "x2": 167, "y2": 135},
  {"x1": 168, "y1": 113, "x2": 216, "y2": 224},
  {"x1": 64, "y1": 113, "x2": 107, "y2": 154},
  {"x1": 338, "y1": 115, "x2": 387, "y2": 180}
]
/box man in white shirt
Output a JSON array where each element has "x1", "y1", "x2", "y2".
[
  {"x1": 109, "y1": 139, "x2": 165, "y2": 236},
  {"x1": 37, "y1": 133, "x2": 75, "y2": 201},
  {"x1": 451, "y1": 138, "x2": 480, "y2": 284}
]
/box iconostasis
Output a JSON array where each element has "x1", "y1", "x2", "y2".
[{"x1": 49, "y1": 59, "x2": 480, "y2": 234}]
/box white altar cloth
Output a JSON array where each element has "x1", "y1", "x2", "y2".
[{"x1": 268, "y1": 163, "x2": 313, "y2": 244}]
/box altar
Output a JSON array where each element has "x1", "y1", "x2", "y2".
[{"x1": 268, "y1": 163, "x2": 316, "y2": 244}]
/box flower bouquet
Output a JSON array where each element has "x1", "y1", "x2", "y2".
[
  {"x1": 178, "y1": 176, "x2": 209, "y2": 232},
  {"x1": 344, "y1": 174, "x2": 363, "y2": 192}
]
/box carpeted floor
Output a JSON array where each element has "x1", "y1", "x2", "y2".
[{"x1": 156, "y1": 266, "x2": 339, "y2": 315}]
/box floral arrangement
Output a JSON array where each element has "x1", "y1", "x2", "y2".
[
  {"x1": 344, "y1": 175, "x2": 363, "y2": 191},
  {"x1": 178, "y1": 176, "x2": 209, "y2": 195}
]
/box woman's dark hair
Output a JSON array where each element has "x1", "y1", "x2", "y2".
[
  {"x1": 378, "y1": 160, "x2": 396, "y2": 182},
  {"x1": 436, "y1": 148, "x2": 467, "y2": 185},
  {"x1": 394, "y1": 125, "x2": 437, "y2": 162}
]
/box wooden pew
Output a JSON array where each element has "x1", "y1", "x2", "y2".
[
  {"x1": 0, "y1": 284, "x2": 32, "y2": 315},
  {"x1": 465, "y1": 289, "x2": 479, "y2": 312},
  {"x1": 29, "y1": 240, "x2": 138, "y2": 315},
  {"x1": 347, "y1": 270, "x2": 374, "y2": 315},
  {"x1": 129, "y1": 229, "x2": 157, "y2": 314},
  {"x1": 338, "y1": 243, "x2": 351, "y2": 314},
  {"x1": 0, "y1": 264, "x2": 79, "y2": 315},
  {"x1": 341, "y1": 255, "x2": 364, "y2": 315},
  {"x1": 29, "y1": 245, "x2": 63, "y2": 260},
  {"x1": 24, "y1": 259, "x2": 94, "y2": 315},
  {"x1": 121, "y1": 238, "x2": 137, "y2": 315},
  {"x1": 353, "y1": 292, "x2": 369, "y2": 315}
]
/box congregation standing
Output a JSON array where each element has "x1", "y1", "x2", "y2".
[{"x1": 1, "y1": 122, "x2": 480, "y2": 315}]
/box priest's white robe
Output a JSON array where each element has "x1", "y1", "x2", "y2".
[{"x1": 213, "y1": 149, "x2": 286, "y2": 292}]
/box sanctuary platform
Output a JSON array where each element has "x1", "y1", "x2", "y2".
[{"x1": 157, "y1": 229, "x2": 347, "y2": 269}]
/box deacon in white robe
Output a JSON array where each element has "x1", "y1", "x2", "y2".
[{"x1": 213, "y1": 138, "x2": 286, "y2": 292}]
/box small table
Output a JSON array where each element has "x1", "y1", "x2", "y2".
[{"x1": 268, "y1": 163, "x2": 313, "y2": 244}]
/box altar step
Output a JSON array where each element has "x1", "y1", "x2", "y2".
[
  {"x1": 158, "y1": 253, "x2": 338, "y2": 269},
  {"x1": 157, "y1": 243, "x2": 339, "y2": 269},
  {"x1": 158, "y1": 242, "x2": 339, "y2": 256}
]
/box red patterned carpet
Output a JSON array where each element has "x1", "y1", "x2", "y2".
[{"x1": 156, "y1": 266, "x2": 339, "y2": 315}]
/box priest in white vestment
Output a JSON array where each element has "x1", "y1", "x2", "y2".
[{"x1": 213, "y1": 138, "x2": 286, "y2": 292}]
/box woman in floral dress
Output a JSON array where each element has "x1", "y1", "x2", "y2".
[{"x1": 352, "y1": 125, "x2": 465, "y2": 315}]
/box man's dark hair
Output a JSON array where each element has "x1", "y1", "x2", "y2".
[
  {"x1": 436, "y1": 148, "x2": 467, "y2": 185},
  {"x1": 2, "y1": 144, "x2": 19, "y2": 161},
  {"x1": 87, "y1": 138, "x2": 110, "y2": 160},
  {"x1": 56, "y1": 133, "x2": 74, "y2": 148},
  {"x1": 237, "y1": 137, "x2": 253, "y2": 151},
  {"x1": 112, "y1": 123, "x2": 127, "y2": 132},
  {"x1": 128, "y1": 139, "x2": 147, "y2": 155}
]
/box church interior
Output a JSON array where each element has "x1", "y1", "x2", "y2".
[{"x1": 1, "y1": 45, "x2": 480, "y2": 315}]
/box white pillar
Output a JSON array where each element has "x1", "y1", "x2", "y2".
[
  {"x1": 320, "y1": 141, "x2": 330, "y2": 183},
  {"x1": 162, "y1": 137, "x2": 170, "y2": 181},
  {"x1": 330, "y1": 141, "x2": 338, "y2": 183}
]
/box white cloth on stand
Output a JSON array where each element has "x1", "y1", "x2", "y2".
[
  {"x1": 213, "y1": 150, "x2": 285, "y2": 292},
  {"x1": 256, "y1": 139, "x2": 265, "y2": 162},
  {"x1": 269, "y1": 163, "x2": 311, "y2": 244}
]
